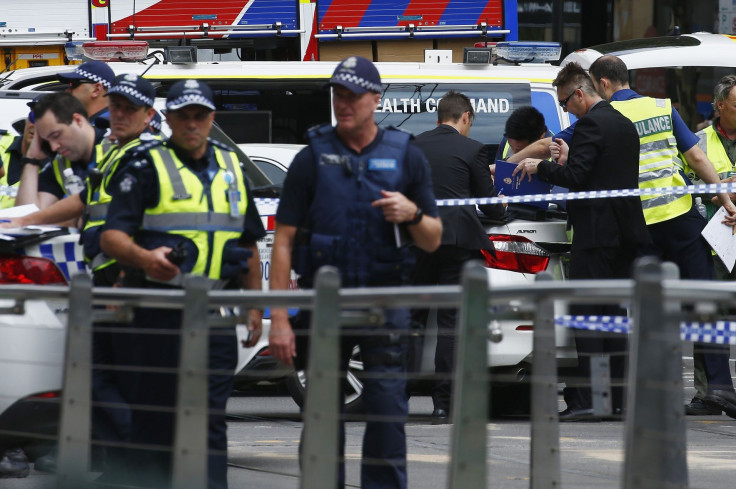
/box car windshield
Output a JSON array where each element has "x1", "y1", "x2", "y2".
[{"x1": 586, "y1": 35, "x2": 701, "y2": 56}]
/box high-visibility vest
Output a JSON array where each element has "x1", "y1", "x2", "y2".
[
  {"x1": 0, "y1": 132, "x2": 21, "y2": 209},
  {"x1": 611, "y1": 97, "x2": 692, "y2": 225},
  {"x1": 687, "y1": 124, "x2": 733, "y2": 184},
  {"x1": 142, "y1": 144, "x2": 247, "y2": 281}
]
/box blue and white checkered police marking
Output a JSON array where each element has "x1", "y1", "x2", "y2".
[
  {"x1": 555, "y1": 315, "x2": 736, "y2": 345},
  {"x1": 20, "y1": 235, "x2": 88, "y2": 281}
]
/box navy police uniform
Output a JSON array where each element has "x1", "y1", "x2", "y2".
[
  {"x1": 105, "y1": 137, "x2": 265, "y2": 489},
  {"x1": 277, "y1": 124, "x2": 438, "y2": 489}
]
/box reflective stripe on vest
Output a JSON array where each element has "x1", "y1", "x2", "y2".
[
  {"x1": 611, "y1": 97, "x2": 691, "y2": 225},
  {"x1": 142, "y1": 145, "x2": 247, "y2": 280},
  {"x1": 688, "y1": 125, "x2": 733, "y2": 184}
]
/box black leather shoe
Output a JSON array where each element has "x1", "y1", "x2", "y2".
[
  {"x1": 34, "y1": 449, "x2": 56, "y2": 474},
  {"x1": 0, "y1": 448, "x2": 29, "y2": 479},
  {"x1": 558, "y1": 407, "x2": 599, "y2": 422},
  {"x1": 685, "y1": 397, "x2": 722, "y2": 415},
  {"x1": 704, "y1": 389, "x2": 736, "y2": 419},
  {"x1": 432, "y1": 408, "x2": 450, "y2": 425}
]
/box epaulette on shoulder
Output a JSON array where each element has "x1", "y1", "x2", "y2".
[
  {"x1": 209, "y1": 138, "x2": 235, "y2": 152},
  {"x1": 130, "y1": 138, "x2": 164, "y2": 155},
  {"x1": 385, "y1": 125, "x2": 415, "y2": 139},
  {"x1": 0, "y1": 129, "x2": 7, "y2": 136},
  {"x1": 306, "y1": 123, "x2": 333, "y2": 139}
]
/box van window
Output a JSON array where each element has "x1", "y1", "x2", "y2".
[{"x1": 375, "y1": 83, "x2": 532, "y2": 144}]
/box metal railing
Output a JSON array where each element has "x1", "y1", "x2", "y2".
[{"x1": 3, "y1": 256, "x2": 734, "y2": 487}]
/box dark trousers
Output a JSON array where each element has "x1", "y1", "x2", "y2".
[
  {"x1": 564, "y1": 246, "x2": 638, "y2": 412},
  {"x1": 646, "y1": 206, "x2": 733, "y2": 390},
  {"x1": 90, "y1": 264, "x2": 131, "y2": 478},
  {"x1": 118, "y1": 307, "x2": 237, "y2": 489},
  {"x1": 297, "y1": 308, "x2": 409, "y2": 489},
  {"x1": 411, "y1": 246, "x2": 481, "y2": 412}
]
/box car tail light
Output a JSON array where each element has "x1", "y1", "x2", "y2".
[
  {"x1": 480, "y1": 235, "x2": 550, "y2": 274},
  {"x1": 27, "y1": 391, "x2": 61, "y2": 400},
  {"x1": 0, "y1": 253, "x2": 68, "y2": 285}
]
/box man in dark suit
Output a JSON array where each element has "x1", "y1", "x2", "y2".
[
  {"x1": 515, "y1": 62, "x2": 651, "y2": 420},
  {"x1": 412, "y1": 90, "x2": 506, "y2": 422}
]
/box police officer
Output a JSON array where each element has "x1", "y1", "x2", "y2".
[
  {"x1": 14, "y1": 92, "x2": 112, "y2": 211},
  {"x1": 101, "y1": 79, "x2": 265, "y2": 489},
  {"x1": 57, "y1": 60, "x2": 115, "y2": 127},
  {"x1": 268, "y1": 56, "x2": 442, "y2": 489},
  {"x1": 681, "y1": 74, "x2": 736, "y2": 415},
  {"x1": 586, "y1": 55, "x2": 736, "y2": 418},
  {"x1": 1, "y1": 75, "x2": 159, "y2": 476}
]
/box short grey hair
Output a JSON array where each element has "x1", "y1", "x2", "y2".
[{"x1": 714, "y1": 75, "x2": 736, "y2": 109}]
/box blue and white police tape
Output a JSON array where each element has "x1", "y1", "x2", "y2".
[
  {"x1": 254, "y1": 181, "x2": 736, "y2": 208},
  {"x1": 556, "y1": 315, "x2": 736, "y2": 345}
]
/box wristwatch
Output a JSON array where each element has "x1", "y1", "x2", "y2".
[
  {"x1": 407, "y1": 207, "x2": 423, "y2": 226},
  {"x1": 21, "y1": 157, "x2": 44, "y2": 167}
]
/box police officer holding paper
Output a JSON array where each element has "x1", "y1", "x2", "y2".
[
  {"x1": 268, "y1": 56, "x2": 441, "y2": 489},
  {"x1": 101, "y1": 79, "x2": 265, "y2": 489}
]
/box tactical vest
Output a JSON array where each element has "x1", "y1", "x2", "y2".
[
  {"x1": 139, "y1": 143, "x2": 247, "y2": 286},
  {"x1": 689, "y1": 124, "x2": 733, "y2": 184},
  {"x1": 304, "y1": 125, "x2": 415, "y2": 287},
  {"x1": 0, "y1": 132, "x2": 21, "y2": 208},
  {"x1": 611, "y1": 97, "x2": 691, "y2": 225},
  {"x1": 82, "y1": 136, "x2": 149, "y2": 270}
]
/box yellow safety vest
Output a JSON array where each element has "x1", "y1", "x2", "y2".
[
  {"x1": 687, "y1": 124, "x2": 733, "y2": 184},
  {"x1": 0, "y1": 133, "x2": 21, "y2": 208},
  {"x1": 51, "y1": 138, "x2": 116, "y2": 197},
  {"x1": 83, "y1": 136, "x2": 153, "y2": 270},
  {"x1": 611, "y1": 97, "x2": 691, "y2": 225},
  {"x1": 143, "y1": 144, "x2": 247, "y2": 281},
  {"x1": 501, "y1": 141, "x2": 512, "y2": 160}
]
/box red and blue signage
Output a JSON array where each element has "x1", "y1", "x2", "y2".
[
  {"x1": 109, "y1": 0, "x2": 299, "y2": 39},
  {"x1": 317, "y1": 0, "x2": 511, "y2": 39}
]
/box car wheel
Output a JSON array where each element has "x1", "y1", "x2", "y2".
[{"x1": 285, "y1": 345, "x2": 365, "y2": 415}]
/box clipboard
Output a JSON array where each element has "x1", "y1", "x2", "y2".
[{"x1": 494, "y1": 160, "x2": 553, "y2": 209}]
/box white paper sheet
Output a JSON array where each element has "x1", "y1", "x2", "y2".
[{"x1": 702, "y1": 205, "x2": 736, "y2": 272}]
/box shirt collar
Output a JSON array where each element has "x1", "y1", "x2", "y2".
[{"x1": 610, "y1": 89, "x2": 640, "y2": 101}]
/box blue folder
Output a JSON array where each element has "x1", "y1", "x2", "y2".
[{"x1": 494, "y1": 160, "x2": 554, "y2": 209}]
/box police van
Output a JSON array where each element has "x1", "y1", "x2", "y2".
[{"x1": 0, "y1": 42, "x2": 575, "y2": 417}]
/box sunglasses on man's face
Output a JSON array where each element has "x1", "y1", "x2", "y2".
[{"x1": 68, "y1": 79, "x2": 95, "y2": 90}]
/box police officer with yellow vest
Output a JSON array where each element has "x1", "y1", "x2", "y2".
[
  {"x1": 0, "y1": 125, "x2": 27, "y2": 208},
  {"x1": 0, "y1": 75, "x2": 160, "y2": 476},
  {"x1": 101, "y1": 80, "x2": 265, "y2": 489},
  {"x1": 14, "y1": 92, "x2": 113, "y2": 212},
  {"x1": 588, "y1": 55, "x2": 736, "y2": 419}
]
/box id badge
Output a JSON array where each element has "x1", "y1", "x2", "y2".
[{"x1": 224, "y1": 171, "x2": 241, "y2": 218}]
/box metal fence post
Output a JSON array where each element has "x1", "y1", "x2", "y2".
[
  {"x1": 57, "y1": 273, "x2": 93, "y2": 489},
  {"x1": 448, "y1": 261, "x2": 490, "y2": 489},
  {"x1": 301, "y1": 266, "x2": 341, "y2": 489},
  {"x1": 623, "y1": 258, "x2": 687, "y2": 489},
  {"x1": 171, "y1": 276, "x2": 211, "y2": 489},
  {"x1": 530, "y1": 271, "x2": 560, "y2": 489}
]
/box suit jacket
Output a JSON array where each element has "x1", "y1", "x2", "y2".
[
  {"x1": 537, "y1": 100, "x2": 651, "y2": 252},
  {"x1": 413, "y1": 124, "x2": 505, "y2": 250}
]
